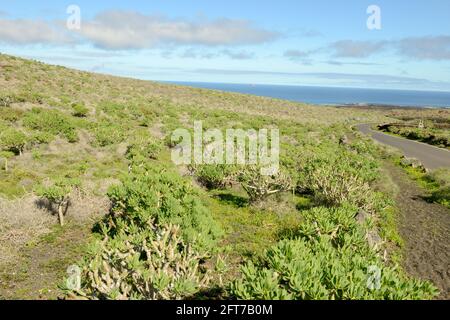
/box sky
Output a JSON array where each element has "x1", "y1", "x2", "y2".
[{"x1": 1, "y1": 0, "x2": 450, "y2": 91}]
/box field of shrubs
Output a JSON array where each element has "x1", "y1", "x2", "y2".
[{"x1": 0, "y1": 54, "x2": 444, "y2": 300}]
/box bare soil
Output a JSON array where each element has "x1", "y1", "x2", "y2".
[
  {"x1": 0, "y1": 221, "x2": 94, "y2": 300},
  {"x1": 386, "y1": 162, "x2": 450, "y2": 299}
]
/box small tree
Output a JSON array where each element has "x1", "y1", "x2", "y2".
[
  {"x1": 36, "y1": 179, "x2": 80, "y2": 226},
  {"x1": 238, "y1": 166, "x2": 293, "y2": 204},
  {"x1": 0, "y1": 128, "x2": 27, "y2": 155}
]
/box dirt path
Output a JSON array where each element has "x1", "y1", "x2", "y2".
[{"x1": 385, "y1": 162, "x2": 450, "y2": 299}]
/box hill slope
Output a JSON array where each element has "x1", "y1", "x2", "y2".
[{"x1": 0, "y1": 54, "x2": 445, "y2": 300}]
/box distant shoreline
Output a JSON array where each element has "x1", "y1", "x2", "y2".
[
  {"x1": 333, "y1": 103, "x2": 450, "y2": 110},
  {"x1": 168, "y1": 81, "x2": 450, "y2": 109}
]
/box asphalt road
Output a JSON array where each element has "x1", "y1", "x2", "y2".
[{"x1": 356, "y1": 124, "x2": 450, "y2": 170}]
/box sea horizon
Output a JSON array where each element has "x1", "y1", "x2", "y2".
[{"x1": 167, "y1": 81, "x2": 450, "y2": 109}]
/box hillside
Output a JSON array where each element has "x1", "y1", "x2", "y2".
[{"x1": 0, "y1": 54, "x2": 448, "y2": 300}]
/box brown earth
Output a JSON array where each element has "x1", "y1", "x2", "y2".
[
  {"x1": 385, "y1": 162, "x2": 450, "y2": 299},
  {"x1": 0, "y1": 221, "x2": 95, "y2": 300}
]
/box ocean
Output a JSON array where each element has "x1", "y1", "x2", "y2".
[{"x1": 170, "y1": 82, "x2": 450, "y2": 108}]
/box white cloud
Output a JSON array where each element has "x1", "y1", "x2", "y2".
[
  {"x1": 221, "y1": 49, "x2": 254, "y2": 60},
  {"x1": 328, "y1": 36, "x2": 450, "y2": 61},
  {"x1": 77, "y1": 11, "x2": 279, "y2": 49},
  {"x1": 397, "y1": 36, "x2": 450, "y2": 61},
  {"x1": 330, "y1": 40, "x2": 387, "y2": 58},
  {"x1": 284, "y1": 50, "x2": 313, "y2": 59},
  {"x1": 0, "y1": 19, "x2": 70, "y2": 45},
  {"x1": 194, "y1": 68, "x2": 450, "y2": 89},
  {"x1": 0, "y1": 11, "x2": 278, "y2": 50}
]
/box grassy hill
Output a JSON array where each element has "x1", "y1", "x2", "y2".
[{"x1": 0, "y1": 53, "x2": 444, "y2": 299}]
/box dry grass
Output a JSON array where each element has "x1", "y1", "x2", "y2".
[
  {"x1": 0, "y1": 193, "x2": 109, "y2": 266},
  {"x1": 0, "y1": 195, "x2": 54, "y2": 264}
]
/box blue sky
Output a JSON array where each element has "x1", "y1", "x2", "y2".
[{"x1": 1, "y1": 0, "x2": 450, "y2": 91}]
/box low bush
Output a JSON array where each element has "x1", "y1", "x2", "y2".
[
  {"x1": 71, "y1": 222, "x2": 211, "y2": 300},
  {"x1": 125, "y1": 133, "x2": 162, "y2": 162},
  {"x1": 107, "y1": 164, "x2": 222, "y2": 252},
  {"x1": 425, "y1": 169, "x2": 450, "y2": 208},
  {"x1": 386, "y1": 126, "x2": 450, "y2": 148},
  {"x1": 92, "y1": 120, "x2": 126, "y2": 147},
  {"x1": 297, "y1": 145, "x2": 379, "y2": 211},
  {"x1": 0, "y1": 128, "x2": 28, "y2": 155},
  {"x1": 69, "y1": 160, "x2": 222, "y2": 299},
  {"x1": 30, "y1": 131, "x2": 54, "y2": 145},
  {"x1": 0, "y1": 108, "x2": 23, "y2": 122},
  {"x1": 190, "y1": 164, "x2": 237, "y2": 190},
  {"x1": 23, "y1": 108, "x2": 78, "y2": 143},
  {"x1": 72, "y1": 103, "x2": 89, "y2": 118},
  {"x1": 230, "y1": 205, "x2": 438, "y2": 300},
  {"x1": 238, "y1": 166, "x2": 293, "y2": 204}
]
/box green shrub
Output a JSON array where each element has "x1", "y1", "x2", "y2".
[
  {"x1": 190, "y1": 164, "x2": 237, "y2": 190},
  {"x1": 98, "y1": 101, "x2": 128, "y2": 118},
  {"x1": 385, "y1": 126, "x2": 450, "y2": 148},
  {"x1": 23, "y1": 108, "x2": 78, "y2": 143},
  {"x1": 92, "y1": 121, "x2": 126, "y2": 147},
  {"x1": 238, "y1": 166, "x2": 293, "y2": 203},
  {"x1": 71, "y1": 222, "x2": 211, "y2": 300},
  {"x1": 297, "y1": 145, "x2": 379, "y2": 211},
  {"x1": 126, "y1": 136, "x2": 162, "y2": 162},
  {"x1": 69, "y1": 162, "x2": 222, "y2": 299},
  {"x1": 0, "y1": 108, "x2": 23, "y2": 122},
  {"x1": 425, "y1": 169, "x2": 450, "y2": 208},
  {"x1": 0, "y1": 128, "x2": 28, "y2": 155},
  {"x1": 107, "y1": 164, "x2": 222, "y2": 252},
  {"x1": 30, "y1": 131, "x2": 54, "y2": 145},
  {"x1": 72, "y1": 103, "x2": 89, "y2": 118},
  {"x1": 230, "y1": 205, "x2": 438, "y2": 300}
]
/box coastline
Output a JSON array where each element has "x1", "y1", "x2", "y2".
[
  {"x1": 167, "y1": 81, "x2": 450, "y2": 110},
  {"x1": 334, "y1": 103, "x2": 450, "y2": 110}
]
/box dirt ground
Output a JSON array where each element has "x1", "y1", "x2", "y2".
[
  {"x1": 0, "y1": 220, "x2": 98, "y2": 300},
  {"x1": 385, "y1": 162, "x2": 450, "y2": 299}
]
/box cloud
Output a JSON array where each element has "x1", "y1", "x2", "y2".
[
  {"x1": 397, "y1": 36, "x2": 450, "y2": 60},
  {"x1": 284, "y1": 50, "x2": 313, "y2": 59},
  {"x1": 78, "y1": 11, "x2": 279, "y2": 49},
  {"x1": 179, "y1": 48, "x2": 254, "y2": 60},
  {"x1": 283, "y1": 50, "x2": 317, "y2": 65},
  {"x1": 221, "y1": 49, "x2": 254, "y2": 60},
  {"x1": 193, "y1": 68, "x2": 449, "y2": 89},
  {"x1": 180, "y1": 49, "x2": 219, "y2": 59},
  {"x1": 0, "y1": 19, "x2": 70, "y2": 45},
  {"x1": 330, "y1": 40, "x2": 387, "y2": 58},
  {"x1": 325, "y1": 60, "x2": 382, "y2": 66},
  {"x1": 327, "y1": 36, "x2": 450, "y2": 61}
]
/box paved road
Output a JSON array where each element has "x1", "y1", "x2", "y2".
[{"x1": 356, "y1": 124, "x2": 450, "y2": 170}]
